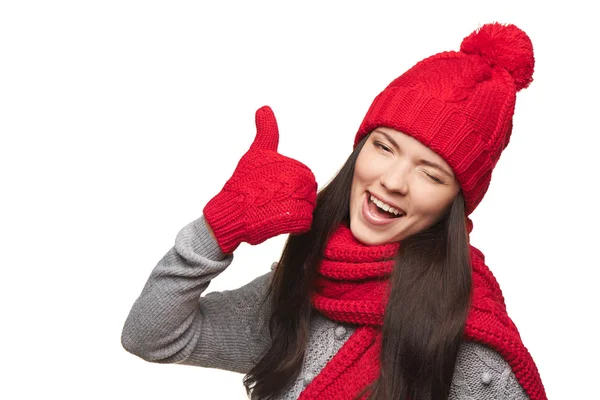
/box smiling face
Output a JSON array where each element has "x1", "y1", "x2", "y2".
[{"x1": 349, "y1": 127, "x2": 461, "y2": 245}]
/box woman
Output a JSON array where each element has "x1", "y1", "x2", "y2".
[{"x1": 122, "y1": 23, "x2": 547, "y2": 399}]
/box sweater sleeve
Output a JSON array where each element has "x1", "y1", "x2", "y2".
[{"x1": 121, "y1": 215, "x2": 273, "y2": 374}]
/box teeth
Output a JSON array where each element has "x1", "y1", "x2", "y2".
[{"x1": 370, "y1": 195, "x2": 403, "y2": 216}]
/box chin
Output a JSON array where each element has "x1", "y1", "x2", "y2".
[{"x1": 350, "y1": 222, "x2": 390, "y2": 246}]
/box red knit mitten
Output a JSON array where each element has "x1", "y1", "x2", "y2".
[{"x1": 203, "y1": 106, "x2": 317, "y2": 254}]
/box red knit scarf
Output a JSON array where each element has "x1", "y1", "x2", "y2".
[{"x1": 298, "y1": 223, "x2": 546, "y2": 400}]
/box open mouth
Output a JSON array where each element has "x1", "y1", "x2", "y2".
[{"x1": 366, "y1": 192, "x2": 404, "y2": 220}]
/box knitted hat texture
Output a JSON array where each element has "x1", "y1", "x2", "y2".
[{"x1": 354, "y1": 23, "x2": 534, "y2": 215}]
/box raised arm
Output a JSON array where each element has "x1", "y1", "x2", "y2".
[{"x1": 121, "y1": 215, "x2": 274, "y2": 373}]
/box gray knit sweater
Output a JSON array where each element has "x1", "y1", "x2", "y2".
[{"x1": 121, "y1": 216, "x2": 530, "y2": 399}]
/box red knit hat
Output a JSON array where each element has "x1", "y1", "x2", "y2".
[{"x1": 354, "y1": 23, "x2": 534, "y2": 215}]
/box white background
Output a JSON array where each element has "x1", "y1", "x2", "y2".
[{"x1": 1, "y1": 1, "x2": 598, "y2": 399}]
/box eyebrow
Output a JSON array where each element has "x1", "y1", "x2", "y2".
[{"x1": 373, "y1": 129, "x2": 454, "y2": 179}]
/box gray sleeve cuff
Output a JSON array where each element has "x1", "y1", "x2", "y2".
[{"x1": 180, "y1": 215, "x2": 229, "y2": 261}]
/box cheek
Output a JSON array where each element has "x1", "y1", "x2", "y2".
[
  {"x1": 354, "y1": 150, "x2": 380, "y2": 183},
  {"x1": 413, "y1": 189, "x2": 456, "y2": 217}
]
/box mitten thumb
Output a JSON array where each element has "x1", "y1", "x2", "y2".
[{"x1": 249, "y1": 105, "x2": 279, "y2": 152}]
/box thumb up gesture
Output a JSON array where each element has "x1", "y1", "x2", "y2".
[{"x1": 203, "y1": 106, "x2": 318, "y2": 254}]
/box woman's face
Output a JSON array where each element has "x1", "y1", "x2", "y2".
[{"x1": 349, "y1": 127, "x2": 460, "y2": 245}]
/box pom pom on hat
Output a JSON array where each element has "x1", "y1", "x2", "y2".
[
  {"x1": 460, "y1": 22, "x2": 534, "y2": 91},
  {"x1": 354, "y1": 22, "x2": 535, "y2": 216}
]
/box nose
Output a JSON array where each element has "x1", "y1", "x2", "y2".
[{"x1": 380, "y1": 162, "x2": 409, "y2": 195}]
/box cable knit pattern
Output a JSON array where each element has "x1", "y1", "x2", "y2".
[
  {"x1": 449, "y1": 341, "x2": 529, "y2": 400},
  {"x1": 122, "y1": 216, "x2": 538, "y2": 399},
  {"x1": 354, "y1": 23, "x2": 535, "y2": 215},
  {"x1": 276, "y1": 313, "x2": 354, "y2": 400},
  {"x1": 203, "y1": 106, "x2": 317, "y2": 254},
  {"x1": 303, "y1": 223, "x2": 545, "y2": 400}
]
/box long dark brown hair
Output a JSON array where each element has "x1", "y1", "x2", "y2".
[{"x1": 243, "y1": 134, "x2": 472, "y2": 400}]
